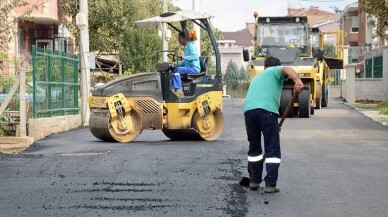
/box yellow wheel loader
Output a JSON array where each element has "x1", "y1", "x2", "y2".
[
  {"x1": 88, "y1": 10, "x2": 224, "y2": 142},
  {"x1": 243, "y1": 15, "x2": 344, "y2": 118}
]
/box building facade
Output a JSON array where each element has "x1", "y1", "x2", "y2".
[
  {"x1": 2, "y1": 0, "x2": 72, "y2": 75},
  {"x1": 218, "y1": 28, "x2": 253, "y2": 74},
  {"x1": 339, "y1": 1, "x2": 388, "y2": 102},
  {"x1": 339, "y1": 2, "x2": 385, "y2": 78}
]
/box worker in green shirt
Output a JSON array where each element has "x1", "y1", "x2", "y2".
[{"x1": 244, "y1": 56, "x2": 303, "y2": 193}]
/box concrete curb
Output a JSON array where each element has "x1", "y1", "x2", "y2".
[{"x1": 0, "y1": 137, "x2": 34, "y2": 154}]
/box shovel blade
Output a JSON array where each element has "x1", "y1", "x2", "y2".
[{"x1": 239, "y1": 177, "x2": 250, "y2": 187}]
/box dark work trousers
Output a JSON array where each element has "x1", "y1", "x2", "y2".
[{"x1": 244, "y1": 108, "x2": 281, "y2": 187}]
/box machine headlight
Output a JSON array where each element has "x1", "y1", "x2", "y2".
[
  {"x1": 92, "y1": 98, "x2": 105, "y2": 105},
  {"x1": 266, "y1": 18, "x2": 270, "y2": 23}
]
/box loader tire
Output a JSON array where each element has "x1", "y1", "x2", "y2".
[
  {"x1": 298, "y1": 83, "x2": 311, "y2": 118},
  {"x1": 279, "y1": 89, "x2": 294, "y2": 118}
]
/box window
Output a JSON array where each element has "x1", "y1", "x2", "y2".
[
  {"x1": 348, "y1": 47, "x2": 359, "y2": 64},
  {"x1": 351, "y1": 16, "x2": 359, "y2": 33},
  {"x1": 365, "y1": 56, "x2": 383, "y2": 78}
]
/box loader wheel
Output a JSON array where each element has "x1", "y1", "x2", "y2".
[
  {"x1": 89, "y1": 109, "x2": 141, "y2": 142},
  {"x1": 279, "y1": 89, "x2": 293, "y2": 118},
  {"x1": 298, "y1": 83, "x2": 311, "y2": 118},
  {"x1": 192, "y1": 108, "x2": 224, "y2": 141}
]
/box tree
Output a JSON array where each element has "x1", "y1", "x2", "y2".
[
  {"x1": 361, "y1": 0, "x2": 388, "y2": 41},
  {"x1": 224, "y1": 60, "x2": 239, "y2": 89},
  {"x1": 206, "y1": 58, "x2": 216, "y2": 76},
  {"x1": 59, "y1": 0, "x2": 221, "y2": 74},
  {"x1": 323, "y1": 44, "x2": 336, "y2": 57},
  {"x1": 119, "y1": 28, "x2": 162, "y2": 74},
  {"x1": 239, "y1": 65, "x2": 249, "y2": 82},
  {"x1": 59, "y1": 0, "x2": 161, "y2": 55},
  {"x1": 200, "y1": 24, "x2": 223, "y2": 57},
  {"x1": 330, "y1": 6, "x2": 343, "y2": 14}
]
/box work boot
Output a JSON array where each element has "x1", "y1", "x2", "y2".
[
  {"x1": 249, "y1": 182, "x2": 259, "y2": 190},
  {"x1": 175, "y1": 89, "x2": 184, "y2": 97},
  {"x1": 264, "y1": 186, "x2": 280, "y2": 193}
]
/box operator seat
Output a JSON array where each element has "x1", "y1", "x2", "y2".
[{"x1": 182, "y1": 56, "x2": 208, "y2": 81}]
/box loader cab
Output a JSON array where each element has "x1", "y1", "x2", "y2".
[
  {"x1": 254, "y1": 17, "x2": 310, "y2": 58},
  {"x1": 310, "y1": 27, "x2": 344, "y2": 69},
  {"x1": 310, "y1": 27, "x2": 324, "y2": 60}
]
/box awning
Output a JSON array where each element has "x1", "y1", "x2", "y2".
[{"x1": 133, "y1": 10, "x2": 212, "y2": 29}]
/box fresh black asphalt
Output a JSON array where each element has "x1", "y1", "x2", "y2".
[{"x1": 1, "y1": 98, "x2": 387, "y2": 217}]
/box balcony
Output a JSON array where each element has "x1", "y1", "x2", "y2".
[{"x1": 345, "y1": 33, "x2": 358, "y2": 44}]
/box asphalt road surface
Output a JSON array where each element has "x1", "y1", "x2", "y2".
[{"x1": 1, "y1": 98, "x2": 388, "y2": 217}]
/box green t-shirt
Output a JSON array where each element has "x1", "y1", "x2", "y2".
[{"x1": 244, "y1": 66, "x2": 288, "y2": 114}]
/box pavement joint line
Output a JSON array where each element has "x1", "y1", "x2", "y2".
[{"x1": 58, "y1": 151, "x2": 110, "y2": 156}]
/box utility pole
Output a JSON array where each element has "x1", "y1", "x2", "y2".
[
  {"x1": 162, "y1": 0, "x2": 168, "y2": 62},
  {"x1": 76, "y1": 0, "x2": 91, "y2": 126},
  {"x1": 193, "y1": 0, "x2": 201, "y2": 54}
]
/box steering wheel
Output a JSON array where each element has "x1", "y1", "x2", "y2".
[
  {"x1": 156, "y1": 50, "x2": 179, "y2": 73},
  {"x1": 167, "y1": 53, "x2": 177, "y2": 62}
]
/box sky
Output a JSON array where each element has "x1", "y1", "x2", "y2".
[{"x1": 171, "y1": 0, "x2": 357, "y2": 32}]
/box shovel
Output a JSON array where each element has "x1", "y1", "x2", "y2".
[
  {"x1": 239, "y1": 93, "x2": 298, "y2": 187},
  {"x1": 278, "y1": 93, "x2": 298, "y2": 129}
]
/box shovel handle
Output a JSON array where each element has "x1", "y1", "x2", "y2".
[{"x1": 278, "y1": 93, "x2": 298, "y2": 127}]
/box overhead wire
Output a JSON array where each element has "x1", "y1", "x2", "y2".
[{"x1": 297, "y1": 0, "x2": 348, "y2": 2}]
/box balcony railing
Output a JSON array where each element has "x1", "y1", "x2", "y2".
[{"x1": 35, "y1": 37, "x2": 74, "y2": 54}]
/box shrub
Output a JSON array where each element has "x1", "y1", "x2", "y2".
[{"x1": 224, "y1": 60, "x2": 240, "y2": 89}]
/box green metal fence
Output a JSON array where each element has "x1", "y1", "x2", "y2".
[{"x1": 32, "y1": 45, "x2": 79, "y2": 118}]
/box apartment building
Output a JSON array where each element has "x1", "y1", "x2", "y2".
[
  {"x1": 339, "y1": 2, "x2": 385, "y2": 78},
  {"x1": 339, "y1": 1, "x2": 388, "y2": 102}
]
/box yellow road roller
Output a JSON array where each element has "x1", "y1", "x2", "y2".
[{"x1": 88, "y1": 10, "x2": 224, "y2": 142}]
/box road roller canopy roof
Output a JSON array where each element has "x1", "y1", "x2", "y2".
[{"x1": 133, "y1": 10, "x2": 212, "y2": 29}]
